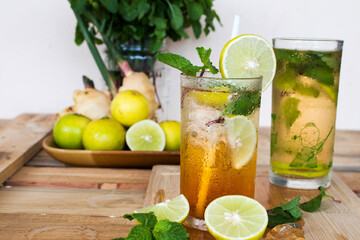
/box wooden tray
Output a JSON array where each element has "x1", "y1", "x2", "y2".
[
  {"x1": 143, "y1": 165, "x2": 360, "y2": 240},
  {"x1": 42, "y1": 136, "x2": 180, "y2": 167}
]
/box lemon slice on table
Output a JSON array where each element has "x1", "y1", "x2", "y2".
[
  {"x1": 134, "y1": 194, "x2": 190, "y2": 223},
  {"x1": 205, "y1": 195, "x2": 268, "y2": 240},
  {"x1": 220, "y1": 34, "x2": 276, "y2": 91},
  {"x1": 225, "y1": 116, "x2": 257, "y2": 169},
  {"x1": 126, "y1": 120, "x2": 165, "y2": 151}
]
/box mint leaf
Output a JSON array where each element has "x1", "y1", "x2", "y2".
[
  {"x1": 223, "y1": 91, "x2": 261, "y2": 116},
  {"x1": 99, "y1": 0, "x2": 118, "y2": 14},
  {"x1": 196, "y1": 47, "x2": 219, "y2": 74},
  {"x1": 123, "y1": 225, "x2": 152, "y2": 240},
  {"x1": 156, "y1": 53, "x2": 201, "y2": 76},
  {"x1": 303, "y1": 66, "x2": 334, "y2": 86},
  {"x1": 300, "y1": 186, "x2": 332, "y2": 212},
  {"x1": 267, "y1": 196, "x2": 301, "y2": 228},
  {"x1": 281, "y1": 97, "x2": 301, "y2": 130},
  {"x1": 123, "y1": 212, "x2": 158, "y2": 229},
  {"x1": 153, "y1": 219, "x2": 189, "y2": 240}
]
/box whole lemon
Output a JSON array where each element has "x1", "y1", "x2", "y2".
[
  {"x1": 159, "y1": 121, "x2": 181, "y2": 151},
  {"x1": 82, "y1": 118, "x2": 126, "y2": 150},
  {"x1": 53, "y1": 114, "x2": 91, "y2": 149},
  {"x1": 111, "y1": 90, "x2": 149, "y2": 127}
]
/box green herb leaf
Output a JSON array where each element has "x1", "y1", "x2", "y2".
[
  {"x1": 75, "y1": 23, "x2": 84, "y2": 45},
  {"x1": 187, "y1": 2, "x2": 204, "y2": 21},
  {"x1": 303, "y1": 66, "x2": 334, "y2": 86},
  {"x1": 223, "y1": 91, "x2": 261, "y2": 116},
  {"x1": 153, "y1": 219, "x2": 190, "y2": 240},
  {"x1": 196, "y1": 47, "x2": 219, "y2": 74},
  {"x1": 281, "y1": 97, "x2": 301, "y2": 130},
  {"x1": 167, "y1": 3, "x2": 183, "y2": 30},
  {"x1": 267, "y1": 196, "x2": 301, "y2": 228},
  {"x1": 123, "y1": 212, "x2": 158, "y2": 229},
  {"x1": 69, "y1": 0, "x2": 87, "y2": 14},
  {"x1": 300, "y1": 186, "x2": 333, "y2": 212},
  {"x1": 99, "y1": 0, "x2": 118, "y2": 14},
  {"x1": 191, "y1": 21, "x2": 202, "y2": 38},
  {"x1": 156, "y1": 53, "x2": 202, "y2": 76},
  {"x1": 123, "y1": 225, "x2": 153, "y2": 240}
]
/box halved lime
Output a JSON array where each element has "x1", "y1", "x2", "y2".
[
  {"x1": 219, "y1": 34, "x2": 276, "y2": 91},
  {"x1": 135, "y1": 194, "x2": 190, "y2": 223},
  {"x1": 126, "y1": 120, "x2": 165, "y2": 151},
  {"x1": 205, "y1": 195, "x2": 268, "y2": 240},
  {"x1": 225, "y1": 116, "x2": 257, "y2": 169}
]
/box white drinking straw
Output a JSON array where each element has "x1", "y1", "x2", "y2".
[{"x1": 231, "y1": 14, "x2": 241, "y2": 39}]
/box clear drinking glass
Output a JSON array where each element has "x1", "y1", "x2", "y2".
[
  {"x1": 270, "y1": 38, "x2": 343, "y2": 189},
  {"x1": 180, "y1": 72, "x2": 262, "y2": 229}
]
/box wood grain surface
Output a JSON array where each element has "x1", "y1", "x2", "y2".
[
  {"x1": 0, "y1": 114, "x2": 55, "y2": 184},
  {"x1": 144, "y1": 165, "x2": 360, "y2": 240}
]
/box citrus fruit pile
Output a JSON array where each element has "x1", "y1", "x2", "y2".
[{"x1": 53, "y1": 90, "x2": 180, "y2": 151}]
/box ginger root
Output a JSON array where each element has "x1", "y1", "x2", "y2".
[
  {"x1": 118, "y1": 72, "x2": 159, "y2": 119},
  {"x1": 57, "y1": 88, "x2": 111, "y2": 120}
]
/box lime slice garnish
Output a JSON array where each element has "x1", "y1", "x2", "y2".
[
  {"x1": 192, "y1": 91, "x2": 230, "y2": 106},
  {"x1": 219, "y1": 34, "x2": 276, "y2": 91},
  {"x1": 125, "y1": 120, "x2": 165, "y2": 151},
  {"x1": 225, "y1": 116, "x2": 257, "y2": 169},
  {"x1": 205, "y1": 195, "x2": 268, "y2": 240},
  {"x1": 135, "y1": 194, "x2": 190, "y2": 223}
]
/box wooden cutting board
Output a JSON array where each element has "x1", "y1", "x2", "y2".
[{"x1": 144, "y1": 165, "x2": 360, "y2": 240}]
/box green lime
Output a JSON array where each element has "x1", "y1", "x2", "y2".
[
  {"x1": 135, "y1": 194, "x2": 190, "y2": 223},
  {"x1": 126, "y1": 120, "x2": 165, "y2": 151},
  {"x1": 53, "y1": 114, "x2": 90, "y2": 149},
  {"x1": 82, "y1": 119, "x2": 126, "y2": 150},
  {"x1": 205, "y1": 195, "x2": 268, "y2": 240},
  {"x1": 111, "y1": 90, "x2": 149, "y2": 127},
  {"x1": 220, "y1": 34, "x2": 276, "y2": 91},
  {"x1": 225, "y1": 116, "x2": 257, "y2": 169},
  {"x1": 159, "y1": 120, "x2": 181, "y2": 151}
]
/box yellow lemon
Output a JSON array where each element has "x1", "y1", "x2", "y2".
[
  {"x1": 111, "y1": 90, "x2": 149, "y2": 127},
  {"x1": 159, "y1": 120, "x2": 181, "y2": 151}
]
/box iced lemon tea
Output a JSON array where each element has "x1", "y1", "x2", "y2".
[
  {"x1": 270, "y1": 38, "x2": 343, "y2": 189},
  {"x1": 180, "y1": 73, "x2": 262, "y2": 225}
]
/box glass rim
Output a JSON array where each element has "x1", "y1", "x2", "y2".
[
  {"x1": 180, "y1": 72, "x2": 263, "y2": 82},
  {"x1": 273, "y1": 38, "x2": 344, "y2": 43}
]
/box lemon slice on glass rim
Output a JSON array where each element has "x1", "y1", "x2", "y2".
[{"x1": 219, "y1": 34, "x2": 276, "y2": 91}]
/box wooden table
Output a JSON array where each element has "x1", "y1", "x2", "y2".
[{"x1": 0, "y1": 114, "x2": 359, "y2": 239}]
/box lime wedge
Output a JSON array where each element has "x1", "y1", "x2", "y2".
[
  {"x1": 220, "y1": 34, "x2": 276, "y2": 91},
  {"x1": 125, "y1": 120, "x2": 165, "y2": 151},
  {"x1": 205, "y1": 195, "x2": 268, "y2": 240},
  {"x1": 135, "y1": 194, "x2": 190, "y2": 223},
  {"x1": 225, "y1": 116, "x2": 257, "y2": 169},
  {"x1": 192, "y1": 91, "x2": 230, "y2": 106}
]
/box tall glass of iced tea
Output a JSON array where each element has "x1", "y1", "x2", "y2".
[
  {"x1": 270, "y1": 38, "x2": 343, "y2": 189},
  {"x1": 180, "y1": 72, "x2": 262, "y2": 229}
]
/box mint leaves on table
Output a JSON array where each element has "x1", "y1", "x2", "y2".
[
  {"x1": 114, "y1": 212, "x2": 189, "y2": 240},
  {"x1": 156, "y1": 47, "x2": 219, "y2": 76},
  {"x1": 299, "y1": 186, "x2": 333, "y2": 212},
  {"x1": 267, "y1": 187, "x2": 335, "y2": 228}
]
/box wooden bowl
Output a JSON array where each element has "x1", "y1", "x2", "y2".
[{"x1": 42, "y1": 135, "x2": 180, "y2": 168}]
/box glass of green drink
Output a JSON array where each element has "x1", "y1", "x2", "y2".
[{"x1": 270, "y1": 38, "x2": 343, "y2": 189}]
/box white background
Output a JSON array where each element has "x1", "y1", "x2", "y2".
[{"x1": 1, "y1": 0, "x2": 359, "y2": 130}]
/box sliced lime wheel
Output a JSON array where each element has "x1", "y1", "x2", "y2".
[
  {"x1": 220, "y1": 34, "x2": 276, "y2": 91},
  {"x1": 205, "y1": 195, "x2": 268, "y2": 240},
  {"x1": 126, "y1": 120, "x2": 165, "y2": 151},
  {"x1": 135, "y1": 194, "x2": 190, "y2": 223}
]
